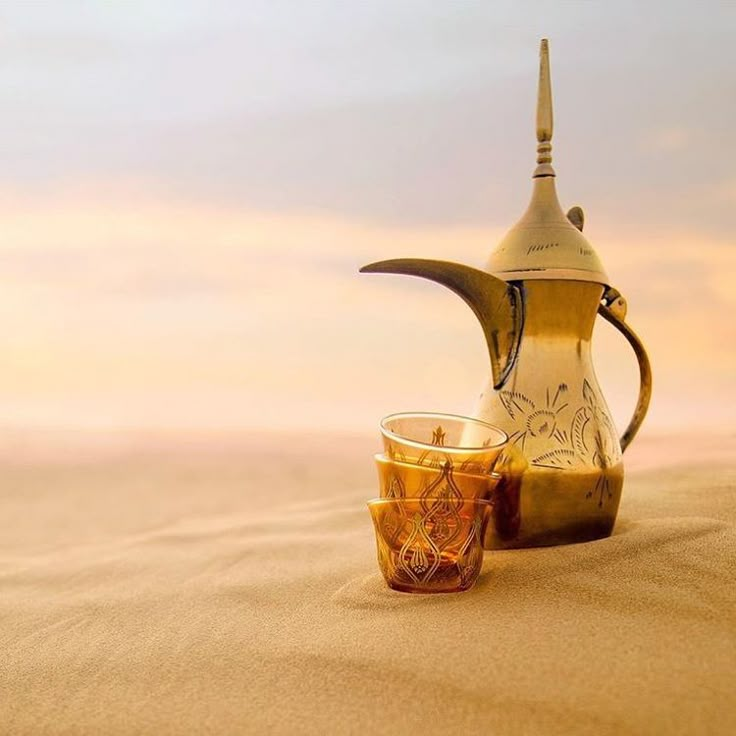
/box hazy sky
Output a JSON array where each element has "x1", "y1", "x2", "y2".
[{"x1": 0, "y1": 1, "x2": 733, "y2": 434}]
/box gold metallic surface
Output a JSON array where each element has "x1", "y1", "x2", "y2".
[
  {"x1": 534, "y1": 38, "x2": 554, "y2": 177},
  {"x1": 473, "y1": 280, "x2": 625, "y2": 547},
  {"x1": 599, "y1": 293, "x2": 652, "y2": 452},
  {"x1": 489, "y1": 39, "x2": 608, "y2": 283},
  {"x1": 360, "y1": 39, "x2": 653, "y2": 548},
  {"x1": 487, "y1": 169, "x2": 609, "y2": 283},
  {"x1": 566, "y1": 206, "x2": 585, "y2": 232}
]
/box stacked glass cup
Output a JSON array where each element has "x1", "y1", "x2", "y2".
[{"x1": 367, "y1": 412, "x2": 509, "y2": 594}]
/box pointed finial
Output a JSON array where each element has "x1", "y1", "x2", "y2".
[{"x1": 534, "y1": 38, "x2": 555, "y2": 177}]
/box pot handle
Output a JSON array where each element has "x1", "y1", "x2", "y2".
[{"x1": 597, "y1": 287, "x2": 652, "y2": 453}]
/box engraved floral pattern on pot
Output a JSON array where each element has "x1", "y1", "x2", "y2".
[
  {"x1": 499, "y1": 379, "x2": 620, "y2": 506},
  {"x1": 499, "y1": 383, "x2": 570, "y2": 450}
]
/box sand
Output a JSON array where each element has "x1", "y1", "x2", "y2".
[{"x1": 1, "y1": 429, "x2": 735, "y2": 735}]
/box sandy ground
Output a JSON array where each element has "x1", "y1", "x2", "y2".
[{"x1": 1, "y1": 428, "x2": 734, "y2": 735}]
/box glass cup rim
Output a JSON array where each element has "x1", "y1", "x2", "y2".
[
  {"x1": 380, "y1": 411, "x2": 508, "y2": 454},
  {"x1": 373, "y1": 452, "x2": 501, "y2": 480},
  {"x1": 367, "y1": 496, "x2": 493, "y2": 508}
]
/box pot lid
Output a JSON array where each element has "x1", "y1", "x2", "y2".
[{"x1": 486, "y1": 39, "x2": 609, "y2": 284}]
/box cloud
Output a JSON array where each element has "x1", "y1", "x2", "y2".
[
  {"x1": 646, "y1": 127, "x2": 689, "y2": 152},
  {"x1": 0, "y1": 1, "x2": 732, "y2": 237},
  {"x1": 0, "y1": 184, "x2": 731, "y2": 431},
  {"x1": 0, "y1": 3, "x2": 732, "y2": 431}
]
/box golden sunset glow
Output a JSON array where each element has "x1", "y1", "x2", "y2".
[
  {"x1": 0, "y1": 185, "x2": 732, "y2": 433},
  {"x1": 0, "y1": 3, "x2": 732, "y2": 436}
]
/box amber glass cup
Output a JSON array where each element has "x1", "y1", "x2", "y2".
[
  {"x1": 380, "y1": 412, "x2": 507, "y2": 475},
  {"x1": 367, "y1": 497, "x2": 492, "y2": 593},
  {"x1": 374, "y1": 453, "x2": 500, "y2": 501}
]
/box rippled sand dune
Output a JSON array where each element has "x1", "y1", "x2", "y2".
[{"x1": 1, "y1": 429, "x2": 734, "y2": 735}]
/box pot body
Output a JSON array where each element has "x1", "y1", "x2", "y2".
[{"x1": 478, "y1": 280, "x2": 623, "y2": 548}]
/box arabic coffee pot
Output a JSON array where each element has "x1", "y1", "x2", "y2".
[{"x1": 360, "y1": 39, "x2": 652, "y2": 548}]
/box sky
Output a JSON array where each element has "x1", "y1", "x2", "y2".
[{"x1": 0, "y1": 0, "x2": 733, "y2": 435}]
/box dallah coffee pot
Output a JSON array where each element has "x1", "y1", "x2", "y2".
[{"x1": 361, "y1": 40, "x2": 652, "y2": 548}]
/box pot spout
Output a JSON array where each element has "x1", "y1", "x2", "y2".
[{"x1": 360, "y1": 258, "x2": 523, "y2": 389}]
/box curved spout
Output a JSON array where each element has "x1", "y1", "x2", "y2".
[{"x1": 360, "y1": 258, "x2": 523, "y2": 389}]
